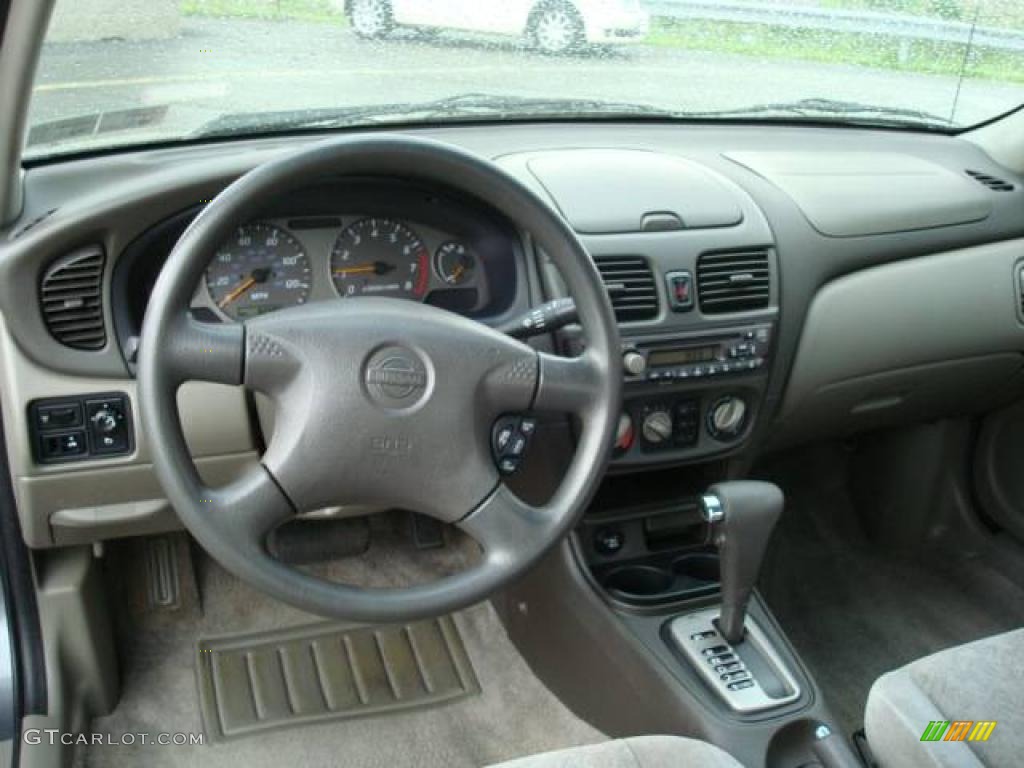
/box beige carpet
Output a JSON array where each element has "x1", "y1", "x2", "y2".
[{"x1": 76, "y1": 520, "x2": 604, "y2": 767}]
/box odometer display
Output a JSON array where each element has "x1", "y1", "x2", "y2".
[
  {"x1": 205, "y1": 223, "x2": 311, "y2": 320},
  {"x1": 330, "y1": 218, "x2": 430, "y2": 300}
]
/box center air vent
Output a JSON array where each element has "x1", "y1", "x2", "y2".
[
  {"x1": 966, "y1": 169, "x2": 1015, "y2": 192},
  {"x1": 40, "y1": 246, "x2": 107, "y2": 351},
  {"x1": 696, "y1": 250, "x2": 771, "y2": 314},
  {"x1": 594, "y1": 256, "x2": 658, "y2": 322}
]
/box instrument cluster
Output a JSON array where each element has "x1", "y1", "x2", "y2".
[{"x1": 196, "y1": 215, "x2": 488, "y2": 321}]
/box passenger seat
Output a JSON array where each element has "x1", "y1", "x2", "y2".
[{"x1": 865, "y1": 629, "x2": 1024, "y2": 767}]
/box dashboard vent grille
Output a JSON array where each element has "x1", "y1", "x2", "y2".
[
  {"x1": 40, "y1": 246, "x2": 107, "y2": 350},
  {"x1": 966, "y1": 169, "x2": 1015, "y2": 192},
  {"x1": 697, "y1": 250, "x2": 771, "y2": 314},
  {"x1": 594, "y1": 256, "x2": 658, "y2": 322}
]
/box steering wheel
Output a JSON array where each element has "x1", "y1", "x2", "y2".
[{"x1": 138, "y1": 135, "x2": 620, "y2": 622}]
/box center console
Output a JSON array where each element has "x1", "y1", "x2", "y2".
[
  {"x1": 612, "y1": 323, "x2": 774, "y2": 466},
  {"x1": 496, "y1": 149, "x2": 859, "y2": 767}
]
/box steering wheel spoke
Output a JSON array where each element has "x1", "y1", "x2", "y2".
[
  {"x1": 532, "y1": 349, "x2": 604, "y2": 415},
  {"x1": 195, "y1": 465, "x2": 295, "y2": 553},
  {"x1": 163, "y1": 316, "x2": 245, "y2": 386},
  {"x1": 458, "y1": 484, "x2": 553, "y2": 564}
]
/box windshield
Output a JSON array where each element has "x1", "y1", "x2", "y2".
[{"x1": 26, "y1": 0, "x2": 1024, "y2": 158}]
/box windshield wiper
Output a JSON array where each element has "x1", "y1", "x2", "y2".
[
  {"x1": 193, "y1": 94, "x2": 951, "y2": 140},
  {"x1": 192, "y1": 94, "x2": 678, "y2": 138},
  {"x1": 685, "y1": 97, "x2": 952, "y2": 129}
]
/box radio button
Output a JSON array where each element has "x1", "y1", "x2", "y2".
[{"x1": 623, "y1": 351, "x2": 647, "y2": 376}]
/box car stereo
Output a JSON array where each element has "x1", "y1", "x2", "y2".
[{"x1": 621, "y1": 325, "x2": 772, "y2": 384}]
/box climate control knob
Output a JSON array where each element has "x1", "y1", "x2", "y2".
[
  {"x1": 641, "y1": 410, "x2": 673, "y2": 445},
  {"x1": 708, "y1": 396, "x2": 748, "y2": 440}
]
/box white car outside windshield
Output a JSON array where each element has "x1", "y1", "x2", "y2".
[
  {"x1": 26, "y1": 0, "x2": 1024, "y2": 158},
  {"x1": 343, "y1": 0, "x2": 649, "y2": 52}
]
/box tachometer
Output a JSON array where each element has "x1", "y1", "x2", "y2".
[
  {"x1": 330, "y1": 218, "x2": 429, "y2": 300},
  {"x1": 205, "y1": 223, "x2": 311, "y2": 320}
]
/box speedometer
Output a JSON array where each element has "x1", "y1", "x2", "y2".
[
  {"x1": 205, "y1": 223, "x2": 311, "y2": 320},
  {"x1": 330, "y1": 218, "x2": 430, "y2": 300}
]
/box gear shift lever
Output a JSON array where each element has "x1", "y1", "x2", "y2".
[{"x1": 701, "y1": 481, "x2": 784, "y2": 644}]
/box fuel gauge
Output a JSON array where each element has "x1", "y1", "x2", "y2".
[{"x1": 434, "y1": 241, "x2": 476, "y2": 286}]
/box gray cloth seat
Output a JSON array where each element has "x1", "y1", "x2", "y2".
[
  {"x1": 865, "y1": 628, "x2": 1024, "y2": 768},
  {"x1": 487, "y1": 736, "x2": 743, "y2": 768}
]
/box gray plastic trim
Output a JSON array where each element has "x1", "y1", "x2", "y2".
[
  {"x1": 526, "y1": 149, "x2": 743, "y2": 233},
  {"x1": 726, "y1": 151, "x2": 991, "y2": 237},
  {"x1": 778, "y1": 239, "x2": 1024, "y2": 444},
  {"x1": 0, "y1": 1, "x2": 54, "y2": 226}
]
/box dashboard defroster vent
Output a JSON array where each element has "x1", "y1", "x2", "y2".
[
  {"x1": 594, "y1": 256, "x2": 658, "y2": 322},
  {"x1": 697, "y1": 250, "x2": 771, "y2": 314},
  {"x1": 40, "y1": 246, "x2": 107, "y2": 350},
  {"x1": 966, "y1": 169, "x2": 1015, "y2": 192}
]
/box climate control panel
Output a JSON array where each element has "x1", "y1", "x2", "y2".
[{"x1": 615, "y1": 392, "x2": 752, "y2": 461}]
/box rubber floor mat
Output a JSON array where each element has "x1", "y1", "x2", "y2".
[{"x1": 196, "y1": 615, "x2": 480, "y2": 741}]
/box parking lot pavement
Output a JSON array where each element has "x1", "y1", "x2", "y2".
[{"x1": 26, "y1": 16, "x2": 1024, "y2": 149}]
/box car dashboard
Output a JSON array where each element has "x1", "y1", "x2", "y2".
[{"x1": 2, "y1": 122, "x2": 1023, "y2": 549}]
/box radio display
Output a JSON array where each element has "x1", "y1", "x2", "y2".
[{"x1": 649, "y1": 346, "x2": 717, "y2": 367}]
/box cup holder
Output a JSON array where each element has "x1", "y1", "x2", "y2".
[
  {"x1": 599, "y1": 554, "x2": 720, "y2": 605},
  {"x1": 673, "y1": 553, "x2": 720, "y2": 585},
  {"x1": 603, "y1": 565, "x2": 674, "y2": 597}
]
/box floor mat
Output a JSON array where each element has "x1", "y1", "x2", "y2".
[
  {"x1": 759, "y1": 448, "x2": 1024, "y2": 737},
  {"x1": 197, "y1": 617, "x2": 480, "y2": 741},
  {"x1": 79, "y1": 518, "x2": 603, "y2": 768}
]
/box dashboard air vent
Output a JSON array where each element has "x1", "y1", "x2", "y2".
[
  {"x1": 697, "y1": 250, "x2": 771, "y2": 314},
  {"x1": 40, "y1": 246, "x2": 107, "y2": 350},
  {"x1": 966, "y1": 169, "x2": 1015, "y2": 192},
  {"x1": 594, "y1": 256, "x2": 658, "y2": 322}
]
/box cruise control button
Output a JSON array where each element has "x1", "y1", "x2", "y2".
[
  {"x1": 508, "y1": 434, "x2": 527, "y2": 457},
  {"x1": 498, "y1": 457, "x2": 520, "y2": 475},
  {"x1": 519, "y1": 418, "x2": 537, "y2": 437},
  {"x1": 495, "y1": 425, "x2": 515, "y2": 452}
]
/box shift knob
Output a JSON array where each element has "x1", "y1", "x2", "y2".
[{"x1": 701, "y1": 481, "x2": 783, "y2": 644}]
